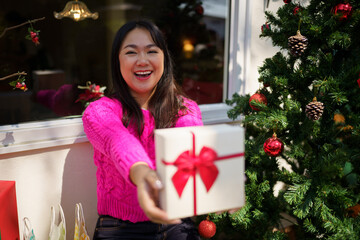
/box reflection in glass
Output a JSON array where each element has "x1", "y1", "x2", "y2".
[{"x1": 142, "y1": 0, "x2": 228, "y2": 104}]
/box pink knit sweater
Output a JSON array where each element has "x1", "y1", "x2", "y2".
[{"x1": 82, "y1": 96, "x2": 203, "y2": 222}]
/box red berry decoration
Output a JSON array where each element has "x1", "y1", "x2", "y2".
[
  {"x1": 357, "y1": 73, "x2": 360, "y2": 88},
  {"x1": 16, "y1": 82, "x2": 23, "y2": 89},
  {"x1": 32, "y1": 36, "x2": 40, "y2": 45},
  {"x1": 263, "y1": 133, "x2": 284, "y2": 157},
  {"x1": 249, "y1": 92, "x2": 267, "y2": 111},
  {"x1": 15, "y1": 82, "x2": 27, "y2": 91},
  {"x1": 283, "y1": 0, "x2": 291, "y2": 3},
  {"x1": 293, "y1": 6, "x2": 301, "y2": 15},
  {"x1": 26, "y1": 27, "x2": 40, "y2": 45},
  {"x1": 195, "y1": 5, "x2": 204, "y2": 15},
  {"x1": 30, "y1": 31, "x2": 37, "y2": 38},
  {"x1": 198, "y1": 219, "x2": 216, "y2": 239},
  {"x1": 261, "y1": 22, "x2": 271, "y2": 33},
  {"x1": 332, "y1": 3, "x2": 352, "y2": 21}
]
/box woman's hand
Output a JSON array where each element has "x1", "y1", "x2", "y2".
[{"x1": 130, "y1": 162, "x2": 181, "y2": 225}]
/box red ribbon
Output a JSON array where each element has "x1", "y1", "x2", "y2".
[{"x1": 162, "y1": 132, "x2": 244, "y2": 215}]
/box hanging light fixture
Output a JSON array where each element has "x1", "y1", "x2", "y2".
[{"x1": 54, "y1": 0, "x2": 99, "y2": 22}]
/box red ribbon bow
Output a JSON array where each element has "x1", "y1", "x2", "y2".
[{"x1": 164, "y1": 146, "x2": 219, "y2": 197}]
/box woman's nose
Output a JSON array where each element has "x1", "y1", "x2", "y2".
[{"x1": 137, "y1": 52, "x2": 148, "y2": 65}]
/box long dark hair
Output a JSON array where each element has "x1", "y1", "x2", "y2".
[{"x1": 109, "y1": 19, "x2": 186, "y2": 135}]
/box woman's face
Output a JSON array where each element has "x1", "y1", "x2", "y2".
[{"x1": 119, "y1": 28, "x2": 164, "y2": 106}]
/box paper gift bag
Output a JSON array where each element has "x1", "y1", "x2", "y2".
[
  {"x1": 49, "y1": 204, "x2": 66, "y2": 240},
  {"x1": 74, "y1": 203, "x2": 90, "y2": 240},
  {"x1": 0, "y1": 180, "x2": 20, "y2": 240},
  {"x1": 23, "y1": 217, "x2": 36, "y2": 240},
  {"x1": 155, "y1": 124, "x2": 245, "y2": 219}
]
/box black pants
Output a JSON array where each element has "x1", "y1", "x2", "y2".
[{"x1": 93, "y1": 215, "x2": 201, "y2": 240}]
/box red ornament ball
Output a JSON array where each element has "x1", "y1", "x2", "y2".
[
  {"x1": 283, "y1": 0, "x2": 291, "y2": 3},
  {"x1": 249, "y1": 93, "x2": 268, "y2": 111},
  {"x1": 198, "y1": 219, "x2": 216, "y2": 239},
  {"x1": 357, "y1": 73, "x2": 360, "y2": 88},
  {"x1": 347, "y1": 204, "x2": 360, "y2": 218},
  {"x1": 332, "y1": 3, "x2": 352, "y2": 20},
  {"x1": 263, "y1": 134, "x2": 284, "y2": 157}
]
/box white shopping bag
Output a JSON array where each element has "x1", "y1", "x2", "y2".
[
  {"x1": 23, "y1": 217, "x2": 35, "y2": 240},
  {"x1": 49, "y1": 204, "x2": 66, "y2": 240},
  {"x1": 74, "y1": 203, "x2": 90, "y2": 240}
]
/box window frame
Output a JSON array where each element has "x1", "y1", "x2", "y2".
[{"x1": 0, "y1": 0, "x2": 251, "y2": 154}]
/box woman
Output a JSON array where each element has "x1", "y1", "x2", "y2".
[{"x1": 82, "y1": 19, "x2": 203, "y2": 239}]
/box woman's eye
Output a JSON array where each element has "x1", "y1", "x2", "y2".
[
  {"x1": 125, "y1": 51, "x2": 136, "y2": 55},
  {"x1": 148, "y1": 50, "x2": 158, "y2": 54}
]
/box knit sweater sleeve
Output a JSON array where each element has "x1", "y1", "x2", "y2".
[
  {"x1": 175, "y1": 98, "x2": 203, "y2": 127},
  {"x1": 82, "y1": 97, "x2": 155, "y2": 183}
]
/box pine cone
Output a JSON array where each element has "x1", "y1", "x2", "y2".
[
  {"x1": 288, "y1": 30, "x2": 308, "y2": 56},
  {"x1": 305, "y1": 97, "x2": 324, "y2": 121}
]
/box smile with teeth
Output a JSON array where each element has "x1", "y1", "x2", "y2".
[{"x1": 135, "y1": 71, "x2": 152, "y2": 77}]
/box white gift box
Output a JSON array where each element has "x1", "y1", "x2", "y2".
[{"x1": 155, "y1": 124, "x2": 245, "y2": 219}]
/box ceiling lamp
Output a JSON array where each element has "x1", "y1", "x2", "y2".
[{"x1": 54, "y1": 0, "x2": 99, "y2": 22}]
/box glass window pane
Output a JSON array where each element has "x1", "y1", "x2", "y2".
[{"x1": 0, "y1": 0, "x2": 229, "y2": 125}]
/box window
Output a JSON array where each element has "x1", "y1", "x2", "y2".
[{"x1": 0, "y1": 0, "x2": 230, "y2": 125}]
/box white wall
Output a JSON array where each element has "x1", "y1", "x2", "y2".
[
  {"x1": 246, "y1": 0, "x2": 310, "y2": 94},
  {"x1": 245, "y1": 0, "x2": 282, "y2": 94},
  {"x1": 0, "y1": 142, "x2": 97, "y2": 240}
]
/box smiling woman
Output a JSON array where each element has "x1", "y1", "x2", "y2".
[{"x1": 82, "y1": 19, "x2": 204, "y2": 239}]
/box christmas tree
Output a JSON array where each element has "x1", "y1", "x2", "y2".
[{"x1": 211, "y1": 0, "x2": 360, "y2": 239}]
